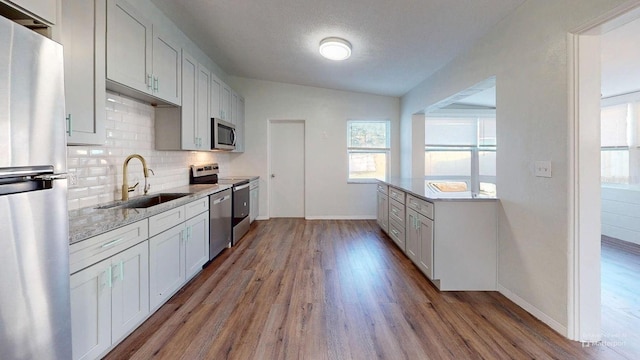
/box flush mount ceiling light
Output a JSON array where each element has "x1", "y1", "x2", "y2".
[{"x1": 319, "y1": 37, "x2": 352, "y2": 61}]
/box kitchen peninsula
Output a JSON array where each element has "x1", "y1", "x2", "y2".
[{"x1": 377, "y1": 178, "x2": 498, "y2": 291}]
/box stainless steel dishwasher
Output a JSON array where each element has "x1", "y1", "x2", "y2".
[
  {"x1": 189, "y1": 163, "x2": 233, "y2": 261},
  {"x1": 209, "y1": 188, "x2": 232, "y2": 260}
]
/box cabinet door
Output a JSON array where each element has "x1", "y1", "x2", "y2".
[
  {"x1": 249, "y1": 187, "x2": 258, "y2": 223},
  {"x1": 106, "y1": 0, "x2": 152, "y2": 94},
  {"x1": 180, "y1": 52, "x2": 198, "y2": 150},
  {"x1": 149, "y1": 225, "x2": 185, "y2": 310},
  {"x1": 405, "y1": 209, "x2": 419, "y2": 263},
  {"x1": 61, "y1": 0, "x2": 106, "y2": 145},
  {"x1": 221, "y1": 82, "x2": 231, "y2": 120},
  {"x1": 70, "y1": 259, "x2": 112, "y2": 360},
  {"x1": 152, "y1": 28, "x2": 181, "y2": 105},
  {"x1": 210, "y1": 73, "x2": 222, "y2": 119},
  {"x1": 197, "y1": 63, "x2": 211, "y2": 149},
  {"x1": 110, "y1": 241, "x2": 149, "y2": 342},
  {"x1": 418, "y1": 214, "x2": 434, "y2": 279},
  {"x1": 185, "y1": 212, "x2": 209, "y2": 280},
  {"x1": 377, "y1": 192, "x2": 389, "y2": 233}
]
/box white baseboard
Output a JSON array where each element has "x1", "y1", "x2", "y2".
[
  {"x1": 304, "y1": 215, "x2": 377, "y2": 220},
  {"x1": 255, "y1": 216, "x2": 269, "y2": 221},
  {"x1": 497, "y1": 284, "x2": 568, "y2": 337}
]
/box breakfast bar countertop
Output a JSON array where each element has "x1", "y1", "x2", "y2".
[
  {"x1": 68, "y1": 184, "x2": 232, "y2": 245},
  {"x1": 380, "y1": 177, "x2": 498, "y2": 202}
]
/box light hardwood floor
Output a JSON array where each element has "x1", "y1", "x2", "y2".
[{"x1": 105, "y1": 219, "x2": 638, "y2": 359}]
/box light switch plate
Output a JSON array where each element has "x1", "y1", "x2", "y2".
[{"x1": 535, "y1": 161, "x2": 552, "y2": 178}]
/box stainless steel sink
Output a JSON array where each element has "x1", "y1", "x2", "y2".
[{"x1": 95, "y1": 193, "x2": 190, "y2": 209}]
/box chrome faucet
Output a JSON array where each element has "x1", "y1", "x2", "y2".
[{"x1": 121, "y1": 154, "x2": 153, "y2": 201}]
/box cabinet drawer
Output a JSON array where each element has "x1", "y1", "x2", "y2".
[
  {"x1": 407, "y1": 195, "x2": 434, "y2": 219},
  {"x1": 389, "y1": 187, "x2": 405, "y2": 204},
  {"x1": 377, "y1": 183, "x2": 388, "y2": 195},
  {"x1": 389, "y1": 199, "x2": 405, "y2": 226},
  {"x1": 389, "y1": 219, "x2": 405, "y2": 250},
  {"x1": 69, "y1": 219, "x2": 148, "y2": 274},
  {"x1": 185, "y1": 197, "x2": 209, "y2": 219},
  {"x1": 149, "y1": 205, "x2": 186, "y2": 237}
]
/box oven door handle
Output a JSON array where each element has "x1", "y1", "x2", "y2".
[{"x1": 234, "y1": 184, "x2": 250, "y2": 191}]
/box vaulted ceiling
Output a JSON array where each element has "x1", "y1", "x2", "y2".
[{"x1": 151, "y1": 0, "x2": 526, "y2": 97}]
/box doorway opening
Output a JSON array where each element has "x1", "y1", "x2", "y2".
[{"x1": 571, "y1": 2, "x2": 640, "y2": 348}]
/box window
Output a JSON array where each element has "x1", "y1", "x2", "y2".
[
  {"x1": 347, "y1": 120, "x2": 390, "y2": 182},
  {"x1": 601, "y1": 103, "x2": 630, "y2": 184},
  {"x1": 425, "y1": 115, "x2": 496, "y2": 195}
]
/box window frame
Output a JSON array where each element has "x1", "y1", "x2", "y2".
[
  {"x1": 424, "y1": 111, "x2": 497, "y2": 194},
  {"x1": 347, "y1": 119, "x2": 391, "y2": 183}
]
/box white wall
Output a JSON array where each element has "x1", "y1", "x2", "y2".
[
  {"x1": 602, "y1": 185, "x2": 640, "y2": 245},
  {"x1": 400, "y1": 0, "x2": 632, "y2": 335},
  {"x1": 67, "y1": 92, "x2": 225, "y2": 210},
  {"x1": 227, "y1": 77, "x2": 400, "y2": 219}
]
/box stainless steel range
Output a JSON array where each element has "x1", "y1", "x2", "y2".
[
  {"x1": 190, "y1": 164, "x2": 251, "y2": 247},
  {"x1": 218, "y1": 177, "x2": 251, "y2": 245}
]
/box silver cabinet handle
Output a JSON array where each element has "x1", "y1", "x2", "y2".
[
  {"x1": 66, "y1": 114, "x2": 72, "y2": 136},
  {"x1": 119, "y1": 260, "x2": 124, "y2": 281},
  {"x1": 147, "y1": 73, "x2": 153, "y2": 89},
  {"x1": 101, "y1": 237, "x2": 125, "y2": 248},
  {"x1": 153, "y1": 76, "x2": 159, "y2": 92}
]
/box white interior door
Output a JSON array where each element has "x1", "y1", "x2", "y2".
[{"x1": 269, "y1": 120, "x2": 305, "y2": 217}]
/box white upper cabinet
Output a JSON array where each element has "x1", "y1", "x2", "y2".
[
  {"x1": 210, "y1": 73, "x2": 222, "y2": 119},
  {"x1": 106, "y1": 0, "x2": 152, "y2": 95},
  {"x1": 61, "y1": 0, "x2": 106, "y2": 146},
  {"x1": 196, "y1": 63, "x2": 211, "y2": 149},
  {"x1": 221, "y1": 82, "x2": 231, "y2": 121},
  {"x1": 1, "y1": 0, "x2": 56, "y2": 24},
  {"x1": 106, "y1": 0, "x2": 180, "y2": 105},
  {"x1": 152, "y1": 29, "x2": 181, "y2": 105},
  {"x1": 178, "y1": 51, "x2": 197, "y2": 151},
  {"x1": 155, "y1": 51, "x2": 210, "y2": 150}
]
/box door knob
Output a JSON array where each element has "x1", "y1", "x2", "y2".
[{"x1": 271, "y1": 174, "x2": 275, "y2": 178}]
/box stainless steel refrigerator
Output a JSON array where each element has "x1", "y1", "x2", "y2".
[{"x1": 0, "y1": 15, "x2": 72, "y2": 360}]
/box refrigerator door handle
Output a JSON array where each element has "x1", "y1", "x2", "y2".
[
  {"x1": 0, "y1": 177, "x2": 58, "y2": 196},
  {"x1": 33, "y1": 174, "x2": 67, "y2": 181}
]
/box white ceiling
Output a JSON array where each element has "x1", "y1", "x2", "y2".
[
  {"x1": 150, "y1": 0, "x2": 525, "y2": 97},
  {"x1": 601, "y1": 16, "x2": 640, "y2": 98}
]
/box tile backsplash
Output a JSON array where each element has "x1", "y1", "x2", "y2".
[{"x1": 67, "y1": 92, "x2": 227, "y2": 210}]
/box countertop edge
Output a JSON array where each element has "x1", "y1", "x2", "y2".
[
  {"x1": 68, "y1": 184, "x2": 232, "y2": 245},
  {"x1": 378, "y1": 179, "x2": 499, "y2": 202}
]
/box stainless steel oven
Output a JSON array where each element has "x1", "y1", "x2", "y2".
[{"x1": 226, "y1": 180, "x2": 250, "y2": 245}]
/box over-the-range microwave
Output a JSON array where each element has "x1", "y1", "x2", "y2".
[{"x1": 212, "y1": 118, "x2": 236, "y2": 151}]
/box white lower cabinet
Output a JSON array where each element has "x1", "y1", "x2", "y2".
[
  {"x1": 417, "y1": 213, "x2": 434, "y2": 279},
  {"x1": 149, "y1": 197, "x2": 209, "y2": 310},
  {"x1": 185, "y1": 211, "x2": 209, "y2": 280},
  {"x1": 376, "y1": 184, "x2": 389, "y2": 234},
  {"x1": 149, "y1": 224, "x2": 184, "y2": 310},
  {"x1": 70, "y1": 258, "x2": 111, "y2": 360},
  {"x1": 70, "y1": 197, "x2": 211, "y2": 359},
  {"x1": 70, "y1": 240, "x2": 149, "y2": 360},
  {"x1": 249, "y1": 179, "x2": 259, "y2": 223}
]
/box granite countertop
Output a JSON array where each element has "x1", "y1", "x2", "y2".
[
  {"x1": 380, "y1": 178, "x2": 498, "y2": 202},
  {"x1": 219, "y1": 175, "x2": 260, "y2": 181},
  {"x1": 68, "y1": 184, "x2": 232, "y2": 245}
]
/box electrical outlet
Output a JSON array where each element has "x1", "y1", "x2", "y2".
[
  {"x1": 68, "y1": 173, "x2": 78, "y2": 186},
  {"x1": 534, "y1": 161, "x2": 552, "y2": 178}
]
